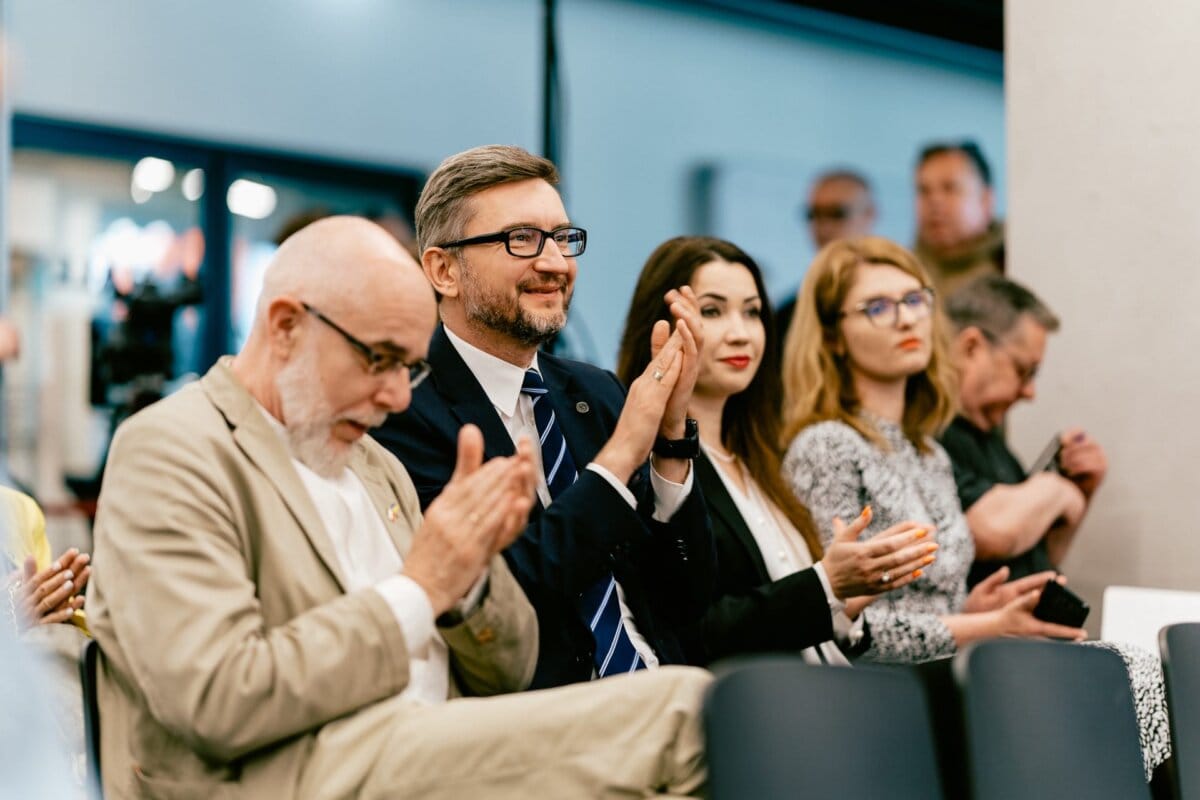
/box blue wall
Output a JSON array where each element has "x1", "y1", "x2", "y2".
[{"x1": 6, "y1": 0, "x2": 1004, "y2": 365}]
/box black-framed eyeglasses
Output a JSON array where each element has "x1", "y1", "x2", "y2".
[
  {"x1": 982, "y1": 333, "x2": 1040, "y2": 386},
  {"x1": 436, "y1": 226, "x2": 587, "y2": 258},
  {"x1": 302, "y1": 303, "x2": 432, "y2": 386},
  {"x1": 804, "y1": 204, "x2": 851, "y2": 222},
  {"x1": 841, "y1": 287, "x2": 936, "y2": 328}
]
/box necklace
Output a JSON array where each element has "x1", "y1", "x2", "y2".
[{"x1": 703, "y1": 441, "x2": 737, "y2": 463}]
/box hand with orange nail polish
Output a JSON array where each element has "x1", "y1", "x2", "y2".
[{"x1": 820, "y1": 511, "x2": 938, "y2": 600}]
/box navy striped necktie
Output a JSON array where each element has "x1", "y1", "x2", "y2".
[{"x1": 520, "y1": 368, "x2": 645, "y2": 678}]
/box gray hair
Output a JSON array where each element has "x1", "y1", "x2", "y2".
[
  {"x1": 944, "y1": 275, "x2": 1061, "y2": 341},
  {"x1": 415, "y1": 145, "x2": 559, "y2": 254}
]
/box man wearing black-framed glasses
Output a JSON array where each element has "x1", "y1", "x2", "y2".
[
  {"x1": 86, "y1": 216, "x2": 582, "y2": 797},
  {"x1": 374, "y1": 145, "x2": 713, "y2": 795},
  {"x1": 941, "y1": 275, "x2": 1107, "y2": 589}
]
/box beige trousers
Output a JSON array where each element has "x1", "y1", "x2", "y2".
[{"x1": 298, "y1": 666, "x2": 711, "y2": 799}]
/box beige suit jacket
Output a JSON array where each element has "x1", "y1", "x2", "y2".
[{"x1": 88, "y1": 360, "x2": 538, "y2": 799}]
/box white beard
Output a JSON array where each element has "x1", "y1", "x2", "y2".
[{"x1": 275, "y1": 345, "x2": 353, "y2": 478}]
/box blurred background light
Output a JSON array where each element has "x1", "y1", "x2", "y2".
[
  {"x1": 181, "y1": 168, "x2": 205, "y2": 201},
  {"x1": 131, "y1": 156, "x2": 175, "y2": 193},
  {"x1": 226, "y1": 178, "x2": 277, "y2": 220}
]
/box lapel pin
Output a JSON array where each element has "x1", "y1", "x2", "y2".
[
  {"x1": 576, "y1": 401, "x2": 590, "y2": 413},
  {"x1": 386, "y1": 503, "x2": 400, "y2": 522}
]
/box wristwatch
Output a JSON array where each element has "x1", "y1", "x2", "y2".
[{"x1": 652, "y1": 418, "x2": 700, "y2": 459}]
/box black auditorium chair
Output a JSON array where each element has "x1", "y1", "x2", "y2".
[
  {"x1": 1161, "y1": 622, "x2": 1200, "y2": 799},
  {"x1": 79, "y1": 638, "x2": 102, "y2": 797},
  {"x1": 955, "y1": 639, "x2": 1149, "y2": 800},
  {"x1": 704, "y1": 657, "x2": 945, "y2": 799}
]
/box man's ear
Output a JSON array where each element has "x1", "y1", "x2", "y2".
[
  {"x1": 266, "y1": 297, "x2": 305, "y2": 358},
  {"x1": 957, "y1": 326, "x2": 988, "y2": 361},
  {"x1": 423, "y1": 247, "x2": 460, "y2": 299},
  {"x1": 982, "y1": 186, "x2": 995, "y2": 222}
]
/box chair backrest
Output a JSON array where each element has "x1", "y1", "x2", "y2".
[
  {"x1": 955, "y1": 639, "x2": 1149, "y2": 800},
  {"x1": 704, "y1": 657, "x2": 945, "y2": 800},
  {"x1": 1161, "y1": 622, "x2": 1200, "y2": 799},
  {"x1": 79, "y1": 638, "x2": 102, "y2": 796},
  {"x1": 1102, "y1": 586, "x2": 1200, "y2": 653}
]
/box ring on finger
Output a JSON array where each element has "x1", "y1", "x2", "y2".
[
  {"x1": 652, "y1": 367, "x2": 664, "y2": 382},
  {"x1": 880, "y1": 571, "x2": 892, "y2": 584}
]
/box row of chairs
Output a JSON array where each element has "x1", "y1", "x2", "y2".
[
  {"x1": 78, "y1": 626, "x2": 1199, "y2": 798},
  {"x1": 705, "y1": 624, "x2": 1200, "y2": 800}
]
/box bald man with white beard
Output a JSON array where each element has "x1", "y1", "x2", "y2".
[{"x1": 87, "y1": 217, "x2": 709, "y2": 798}]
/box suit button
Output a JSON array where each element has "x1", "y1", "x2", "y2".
[
  {"x1": 477, "y1": 627, "x2": 495, "y2": 644},
  {"x1": 576, "y1": 401, "x2": 590, "y2": 413}
]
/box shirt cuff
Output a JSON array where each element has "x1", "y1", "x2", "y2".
[
  {"x1": 834, "y1": 609, "x2": 867, "y2": 648},
  {"x1": 458, "y1": 569, "x2": 490, "y2": 617},
  {"x1": 584, "y1": 460, "x2": 694, "y2": 522},
  {"x1": 586, "y1": 462, "x2": 638, "y2": 509},
  {"x1": 813, "y1": 562, "x2": 865, "y2": 647},
  {"x1": 648, "y1": 459, "x2": 692, "y2": 522},
  {"x1": 374, "y1": 575, "x2": 436, "y2": 658},
  {"x1": 812, "y1": 561, "x2": 846, "y2": 614}
]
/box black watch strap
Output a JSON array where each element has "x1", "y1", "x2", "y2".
[{"x1": 652, "y1": 418, "x2": 699, "y2": 460}]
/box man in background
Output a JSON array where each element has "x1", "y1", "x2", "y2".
[
  {"x1": 940, "y1": 275, "x2": 1106, "y2": 587},
  {"x1": 914, "y1": 140, "x2": 1004, "y2": 299},
  {"x1": 776, "y1": 168, "x2": 877, "y2": 337}
]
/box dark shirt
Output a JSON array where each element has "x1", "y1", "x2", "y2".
[{"x1": 937, "y1": 416, "x2": 1055, "y2": 588}]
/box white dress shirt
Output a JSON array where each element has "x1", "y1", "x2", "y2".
[
  {"x1": 261, "y1": 407, "x2": 459, "y2": 706},
  {"x1": 444, "y1": 326, "x2": 696, "y2": 669},
  {"x1": 701, "y1": 442, "x2": 860, "y2": 664}
]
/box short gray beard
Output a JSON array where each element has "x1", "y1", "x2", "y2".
[
  {"x1": 275, "y1": 345, "x2": 353, "y2": 478},
  {"x1": 460, "y1": 253, "x2": 570, "y2": 347}
]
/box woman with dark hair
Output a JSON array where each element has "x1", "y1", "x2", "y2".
[{"x1": 617, "y1": 236, "x2": 934, "y2": 665}]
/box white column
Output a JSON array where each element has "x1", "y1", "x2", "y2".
[{"x1": 1007, "y1": 0, "x2": 1200, "y2": 630}]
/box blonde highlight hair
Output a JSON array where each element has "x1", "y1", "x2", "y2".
[{"x1": 780, "y1": 237, "x2": 957, "y2": 453}]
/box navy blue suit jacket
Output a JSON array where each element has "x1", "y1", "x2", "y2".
[{"x1": 372, "y1": 325, "x2": 716, "y2": 689}]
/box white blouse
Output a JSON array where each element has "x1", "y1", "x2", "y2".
[{"x1": 701, "y1": 442, "x2": 850, "y2": 666}]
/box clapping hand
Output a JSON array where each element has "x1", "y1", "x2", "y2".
[
  {"x1": 821, "y1": 506, "x2": 938, "y2": 602},
  {"x1": 404, "y1": 425, "x2": 536, "y2": 615},
  {"x1": 9, "y1": 548, "x2": 89, "y2": 631}
]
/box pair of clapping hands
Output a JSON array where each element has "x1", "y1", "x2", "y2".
[
  {"x1": 822, "y1": 507, "x2": 1086, "y2": 640},
  {"x1": 7, "y1": 549, "x2": 90, "y2": 631},
  {"x1": 402, "y1": 287, "x2": 705, "y2": 617}
]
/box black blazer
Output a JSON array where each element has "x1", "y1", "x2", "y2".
[
  {"x1": 373, "y1": 325, "x2": 716, "y2": 689},
  {"x1": 678, "y1": 454, "x2": 839, "y2": 666}
]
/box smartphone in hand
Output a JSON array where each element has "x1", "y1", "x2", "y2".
[
  {"x1": 1032, "y1": 578, "x2": 1089, "y2": 629},
  {"x1": 1029, "y1": 434, "x2": 1063, "y2": 475}
]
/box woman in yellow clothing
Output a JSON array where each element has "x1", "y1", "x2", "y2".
[{"x1": 2, "y1": 486, "x2": 90, "y2": 634}]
